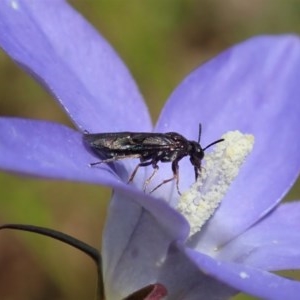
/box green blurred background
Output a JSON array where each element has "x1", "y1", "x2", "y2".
[{"x1": 0, "y1": 1, "x2": 300, "y2": 299}]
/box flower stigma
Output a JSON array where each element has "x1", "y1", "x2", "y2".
[{"x1": 177, "y1": 130, "x2": 254, "y2": 236}]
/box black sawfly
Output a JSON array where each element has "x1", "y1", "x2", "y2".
[{"x1": 83, "y1": 124, "x2": 224, "y2": 195}]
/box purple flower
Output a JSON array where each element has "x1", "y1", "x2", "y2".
[{"x1": 0, "y1": 1, "x2": 300, "y2": 299}]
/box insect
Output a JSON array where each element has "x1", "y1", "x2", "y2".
[{"x1": 83, "y1": 124, "x2": 224, "y2": 195}]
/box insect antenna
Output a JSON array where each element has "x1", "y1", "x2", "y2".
[
  {"x1": 203, "y1": 138, "x2": 224, "y2": 151},
  {"x1": 197, "y1": 123, "x2": 202, "y2": 143},
  {"x1": 198, "y1": 123, "x2": 224, "y2": 151}
]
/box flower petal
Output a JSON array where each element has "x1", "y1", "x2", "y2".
[
  {"x1": 0, "y1": 0, "x2": 151, "y2": 131},
  {"x1": 182, "y1": 244, "x2": 300, "y2": 300},
  {"x1": 218, "y1": 202, "x2": 300, "y2": 271},
  {"x1": 156, "y1": 35, "x2": 300, "y2": 244},
  {"x1": 157, "y1": 243, "x2": 237, "y2": 300},
  {"x1": 0, "y1": 117, "x2": 123, "y2": 186},
  {"x1": 102, "y1": 190, "x2": 189, "y2": 300}
]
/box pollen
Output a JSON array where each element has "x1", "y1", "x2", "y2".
[{"x1": 177, "y1": 130, "x2": 254, "y2": 236}]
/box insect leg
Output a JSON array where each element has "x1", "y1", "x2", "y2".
[
  {"x1": 143, "y1": 160, "x2": 159, "y2": 192},
  {"x1": 127, "y1": 160, "x2": 152, "y2": 184},
  {"x1": 174, "y1": 161, "x2": 180, "y2": 195},
  {"x1": 90, "y1": 157, "x2": 118, "y2": 166},
  {"x1": 150, "y1": 160, "x2": 181, "y2": 195},
  {"x1": 194, "y1": 165, "x2": 199, "y2": 180}
]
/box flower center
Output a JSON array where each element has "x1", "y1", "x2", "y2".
[{"x1": 177, "y1": 130, "x2": 254, "y2": 236}]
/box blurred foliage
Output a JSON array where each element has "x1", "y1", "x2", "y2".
[{"x1": 0, "y1": 0, "x2": 299, "y2": 299}]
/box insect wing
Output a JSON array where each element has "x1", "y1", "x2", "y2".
[
  {"x1": 84, "y1": 132, "x2": 132, "y2": 149},
  {"x1": 131, "y1": 133, "x2": 174, "y2": 149}
]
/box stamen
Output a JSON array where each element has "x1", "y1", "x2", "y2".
[{"x1": 177, "y1": 130, "x2": 254, "y2": 236}]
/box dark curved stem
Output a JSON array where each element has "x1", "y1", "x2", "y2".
[{"x1": 0, "y1": 223, "x2": 105, "y2": 300}]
